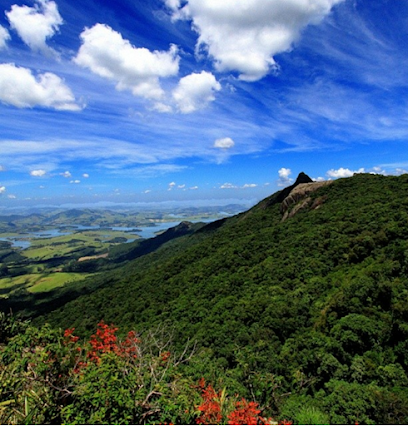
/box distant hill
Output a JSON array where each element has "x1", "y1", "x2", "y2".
[{"x1": 4, "y1": 172, "x2": 408, "y2": 423}]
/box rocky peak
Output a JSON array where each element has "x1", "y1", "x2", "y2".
[
  {"x1": 294, "y1": 172, "x2": 314, "y2": 186},
  {"x1": 275, "y1": 172, "x2": 313, "y2": 203}
]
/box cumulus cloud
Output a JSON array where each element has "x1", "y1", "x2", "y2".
[
  {"x1": 82, "y1": 173, "x2": 89, "y2": 178},
  {"x1": 0, "y1": 25, "x2": 11, "y2": 50},
  {"x1": 326, "y1": 167, "x2": 365, "y2": 179},
  {"x1": 8, "y1": 194, "x2": 16, "y2": 199},
  {"x1": 60, "y1": 170, "x2": 71, "y2": 178},
  {"x1": 277, "y1": 167, "x2": 294, "y2": 187},
  {"x1": 74, "y1": 24, "x2": 180, "y2": 100},
  {"x1": 243, "y1": 183, "x2": 257, "y2": 188},
  {"x1": 214, "y1": 137, "x2": 235, "y2": 149},
  {"x1": 173, "y1": 71, "x2": 221, "y2": 113},
  {"x1": 168, "y1": 0, "x2": 344, "y2": 81},
  {"x1": 220, "y1": 182, "x2": 237, "y2": 189},
  {"x1": 0, "y1": 186, "x2": 6, "y2": 194},
  {"x1": 0, "y1": 63, "x2": 82, "y2": 110},
  {"x1": 30, "y1": 169, "x2": 46, "y2": 177},
  {"x1": 70, "y1": 179, "x2": 80, "y2": 184},
  {"x1": 6, "y1": 0, "x2": 63, "y2": 55}
]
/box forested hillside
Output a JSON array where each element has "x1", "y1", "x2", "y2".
[{"x1": 2, "y1": 173, "x2": 408, "y2": 424}]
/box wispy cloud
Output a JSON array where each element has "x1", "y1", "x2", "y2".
[{"x1": 0, "y1": 25, "x2": 11, "y2": 50}]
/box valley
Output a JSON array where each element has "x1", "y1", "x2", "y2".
[{"x1": 0, "y1": 206, "x2": 241, "y2": 299}]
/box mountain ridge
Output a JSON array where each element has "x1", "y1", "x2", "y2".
[{"x1": 4, "y1": 172, "x2": 408, "y2": 423}]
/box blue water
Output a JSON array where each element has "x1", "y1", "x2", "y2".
[
  {"x1": 0, "y1": 219, "x2": 215, "y2": 250},
  {"x1": 0, "y1": 238, "x2": 31, "y2": 250}
]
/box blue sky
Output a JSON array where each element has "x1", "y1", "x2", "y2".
[{"x1": 1, "y1": 0, "x2": 408, "y2": 209}]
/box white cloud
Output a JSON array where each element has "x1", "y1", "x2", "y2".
[
  {"x1": 214, "y1": 137, "x2": 235, "y2": 149},
  {"x1": 0, "y1": 186, "x2": 5, "y2": 194},
  {"x1": 189, "y1": 186, "x2": 198, "y2": 190},
  {"x1": 74, "y1": 23, "x2": 180, "y2": 100},
  {"x1": 30, "y1": 169, "x2": 46, "y2": 177},
  {"x1": 60, "y1": 170, "x2": 71, "y2": 178},
  {"x1": 152, "y1": 102, "x2": 173, "y2": 113},
  {"x1": 70, "y1": 179, "x2": 80, "y2": 184},
  {"x1": 143, "y1": 189, "x2": 151, "y2": 193},
  {"x1": 6, "y1": 0, "x2": 63, "y2": 55},
  {"x1": 220, "y1": 182, "x2": 237, "y2": 189},
  {"x1": 243, "y1": 183, "x2": 257, "y2": 188},
  {"x1": 326, "y1": 167, "x2": 365, "y2": 179},
  {"x1": 8, "y1": 194, "x2": 16, "y2": 199},
  {"x1": 169, "y1": 0, "x2": 344, "y2": 81},
  {"x1": 0, "y1": 165, "x2": 4, "y2": 171},
  {"x1": 0, "y1": 63, "x2": 82, "y2": 111},
  {"x1": 82, "y1": 173, "x2": 89, "y2": 178},
  {"x1": 277, "y1": 167, "x2": 293, "y2": 187},
  {"x1": 173, "y1": 71, "x2": 221, "y2": 113},
  {"x1": 0, "y1": 25, "x2": 11, "y2": 50},
  {"x1": 178, "y1": 184, "x2": 186, "y2": 189},
  {"x1": 164, "y1": 0, "x2": 181, "y2": 12}
]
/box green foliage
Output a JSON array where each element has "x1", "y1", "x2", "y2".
[
  {"x1": 294, "y1": 406, "x2": 330, "y2": 425},
  {"x1": 3, "y1": 173, "x2": 408, "y2": 423},
  {"x1": 0, "y1": 319, "x2": 203, "y2": 424}
]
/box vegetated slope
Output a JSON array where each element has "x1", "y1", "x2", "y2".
[
  {"x1": 35, "y1": 173, "x2": 408, "y2": 423},
  {"x1": 0, "y1": 221, "x2": 207, "y2": 318}
]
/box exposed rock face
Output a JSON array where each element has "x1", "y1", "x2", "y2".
[
  {"x1": 280, "y1": 181, "x2": 332, "y2": 221},
  {"x1": 275, "y1": 172, "x2": 314, "y2": 204}
]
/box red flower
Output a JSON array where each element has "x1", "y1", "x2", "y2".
[
  {"x1": 227, "y1": 399, "x2": 260, "y2": 425},
  {"x1": 196, "y1": 379, "x2": 223, "y2": 425},
  {"x1": 160, "y1": 351, "x2": 171, "y2": 364},
  {"x1": 119, "y1": 330, "x2": 140, "y2": 359},
  {"x1": 87, "y1": 321, "x2": 119, "y2": 361},
  {"x1": 64, "y1": 327, "x2": 79, "y2": 343}
]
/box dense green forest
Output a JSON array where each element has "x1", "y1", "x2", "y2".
[{"x1": 2, "y1": 172, "x2": 408, "y2": 424}]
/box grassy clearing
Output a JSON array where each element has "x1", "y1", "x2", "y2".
[
  {"x1": 28, "y1": 272, "x2": 87, "y2": 293},
  {"x1": 22, "y1": 230, "x2": 139, "y2": 261},
  {"x1": 0, "y1": 272, "x2": 88, "y2": 295}
]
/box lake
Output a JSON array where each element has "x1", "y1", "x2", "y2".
[{"x1": 0, "y1": 219, "x2": 216, "y2": 250}]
